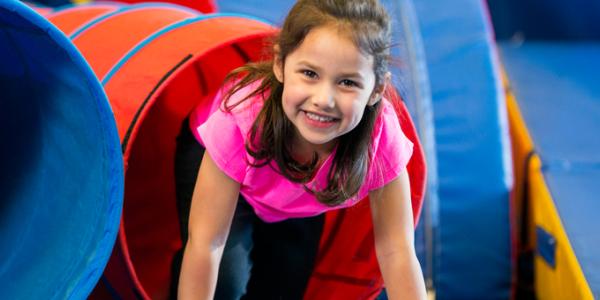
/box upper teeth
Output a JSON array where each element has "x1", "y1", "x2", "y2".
[{"x1": 306, "y1": 112, "x2": 334, "y2": 122}]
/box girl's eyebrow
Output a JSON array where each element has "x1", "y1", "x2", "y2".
[
  {"x1": 297, "y1": 60, "x2": 321, "y2": 71},
  {"x1": 339, "y1": 72, "x2": 364, "y2": 81},
  {"x1": 297, "y1": 60, "x2": 364, "y2": 80}
]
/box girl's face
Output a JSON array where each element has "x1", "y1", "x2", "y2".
[{"x1": 274, "y1": 25, "x2": 382, "y2": 157}]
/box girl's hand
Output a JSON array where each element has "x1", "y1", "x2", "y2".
[
  {"x1": 178, "y1": 151, "x2": 241, "y2": 300},
  {"x1": 370, "y1": 168, "x2": 427, "y2": 300}
]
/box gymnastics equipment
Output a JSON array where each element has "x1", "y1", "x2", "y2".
[
  {"x1": 0, "y1": 1, "x2": 123, "y2": 298},
  {"x1": 503, "y1": 46, "x2": 600, "y2": 299},
  {"x1": 493, "y1": 0, "x2": 600, "y2": 296},
  {"x1": 412, "y1": 0, "x2": 514, "y2": 298}
]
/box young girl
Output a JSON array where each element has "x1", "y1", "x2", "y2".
[{"x1": 175, "y1": 0, "x2": 427, "y2": 299}]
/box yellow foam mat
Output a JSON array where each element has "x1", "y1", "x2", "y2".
[
  {"x1": 506, "y1": 77, "x2": 593, "y2": 300},
  {"x1": 528, "y1": 155, "x2": 593, "y2": 300}
]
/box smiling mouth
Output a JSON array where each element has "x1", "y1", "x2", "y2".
[{"x1": 303, "y1": 111, "x2": 339, "y2": 123}]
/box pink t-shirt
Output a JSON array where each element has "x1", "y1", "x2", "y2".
[{"x1": 189, "y1": 83, "x2": 413, "y2": 223}]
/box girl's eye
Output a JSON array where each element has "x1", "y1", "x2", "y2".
[
  {"x1": 340, "y1": 79, "x2": 359, "y2": 88},
  {"x1": 302, "y1": 70, "x2": 318, "y2": 79}
]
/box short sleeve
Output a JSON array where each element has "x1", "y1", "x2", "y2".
[
  {"x1": 197, "y1": 108, "x2": 247, "y2": 183},
  {"x1": 366, "y1": 100, "x2": 414, "y2": 190}
]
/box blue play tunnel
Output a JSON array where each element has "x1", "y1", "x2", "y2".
[{"x1": 0, "y1": 1, "x2": 123, "y2": 299}]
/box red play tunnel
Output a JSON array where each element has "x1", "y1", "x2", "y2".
[
  {"x1": 115, "y1": 0, "x2": 217, "y2": 14},
  {"x1": 47, "y1": 4, "x2": 275, "y2": 299}
]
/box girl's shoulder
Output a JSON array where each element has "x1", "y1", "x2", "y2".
[
  {"x1": 218, "y1": 79, "x2": 266, "y2": 134},
  {"x1": 371, "y1": 97, "x2": 402, "y2": 146},
  {"x1": 379, "y1": 97, "x2": 398, "y2": 120},
  {"x1": 364, "y1": 97, "x2": 414, "y2": 190},
  {"x1": 371, "y1": 97, "x2": 413, "y2": 165}
]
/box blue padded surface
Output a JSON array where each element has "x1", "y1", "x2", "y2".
[
  {"x1": 0, "y1": 1, "x2": 123, "y2": 299},
  {"x1": 500, "y1": 42, "x2": 600, "y2": 296},
  {"x1": 215, "y1": 0, "x2": 440, "y2": 283},
  {"x1": 488, "y1": 0, "x2": 600, "y2": 40},
  {"x1": 413, "y1": 0, "x2": 513, "y2": 298}
]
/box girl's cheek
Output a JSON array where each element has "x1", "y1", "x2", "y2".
[{"x1": 289, "y1": 83, "x2": 309, "y2": 98}]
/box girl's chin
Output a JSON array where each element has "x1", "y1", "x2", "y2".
[{"x1": 296, "y1": 133, "x2": 338, "y2": 151}]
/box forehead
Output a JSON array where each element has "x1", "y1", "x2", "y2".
[{"x1": 288, "y1": 25, "x2": 374, "y2": 74}]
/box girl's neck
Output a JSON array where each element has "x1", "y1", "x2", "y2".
[{"x1": 290, "y1": 131, "x2": 337, "y2": 165}]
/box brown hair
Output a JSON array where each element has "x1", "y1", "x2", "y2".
[{"x1": 223, "y1": 0, "x2": 392, "y2": 206}]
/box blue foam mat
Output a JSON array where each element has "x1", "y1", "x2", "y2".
[
  {"x1": 488, "y1": 0, "x2": 600, "y2": 40},
  {"x1": 500, "y1": 42, "x2": 600, "y2": 297}
]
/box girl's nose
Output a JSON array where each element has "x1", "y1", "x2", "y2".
[{"x1": 312, "y1": 84, "x2": 335, "y2": 109}]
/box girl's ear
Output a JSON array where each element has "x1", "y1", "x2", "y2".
[
  {"x1": 368, "y1": 72, "x2": 391, "y2": 106},
  {"x1": 273, "y1": 45, "x2": 284, "y2": 83}
]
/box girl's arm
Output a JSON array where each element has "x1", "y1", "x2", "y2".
[
  {"x1": 178, "y1": 151, "x2": 241, "y2": 300},
  {"x1": 369, "y1": 168, "x2": 427, "y2": 300}
]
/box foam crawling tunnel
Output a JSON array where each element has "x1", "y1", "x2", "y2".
[{"x1": 0, "y1": 1, "x2": 123, "y2": 299}]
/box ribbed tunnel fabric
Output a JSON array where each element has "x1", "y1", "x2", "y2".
[{"x1": 44, "y1": 4, "x2": 275, "y2": 298}]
